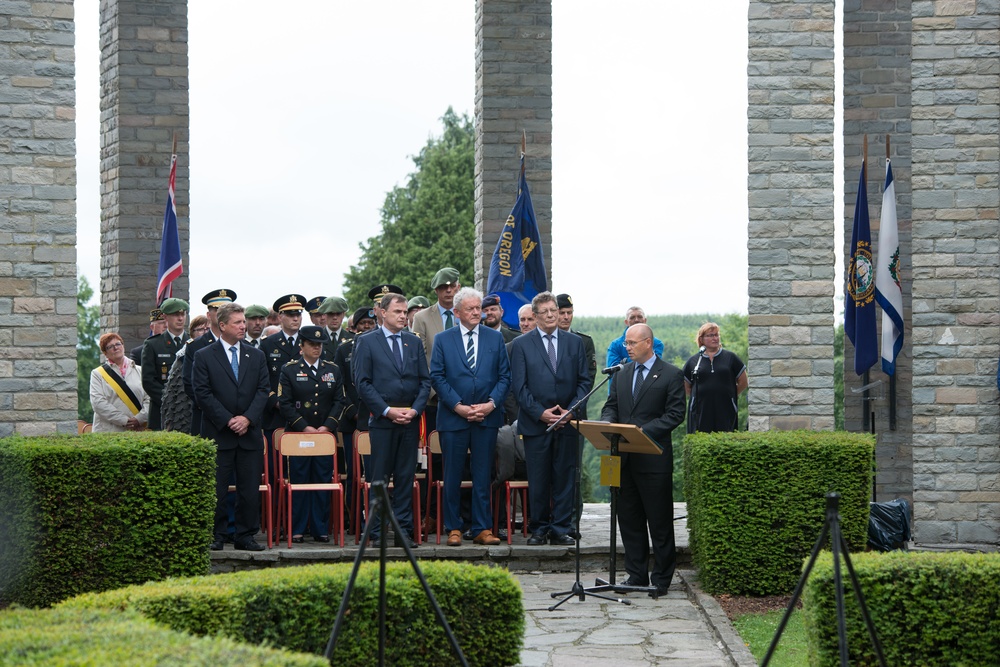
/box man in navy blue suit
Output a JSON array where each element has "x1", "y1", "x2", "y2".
[
  {"x1": 430, "y1": 287, "x2": 511, "y2": 547},
  {"x1": 509, "y1": 291, "x2": 591, "y2": 546},
  {"x1": 192, "y1": 302, "x2": 271, "y2": 552},
  {"x1": 352, "y1": 292, "x2": 431, "y2": 548}
]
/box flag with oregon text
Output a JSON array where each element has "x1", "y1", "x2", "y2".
[
  {"x1": 874, "y1": 159, "x2": 904, "y2": 375},
  {"x1": 486, "y1": 154, "x2": 547, "y2": 329},
  {"x1": 156, "y1": 153, "x2": 183, "y2": 305},
  {"x1": 846, "y1": 160, "x2": 878, "y2": 375}
]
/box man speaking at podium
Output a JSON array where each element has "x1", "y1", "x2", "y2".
[{"x1": 600, "y1": 323, "x2": 685, "y2": 596}]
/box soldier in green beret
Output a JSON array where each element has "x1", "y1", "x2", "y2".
[
  {"x1": 317, "y1": 296, "x2": 353, "y2": 361},
  {"x1": 141, "y1": 297, "x2": 189, "y2": 430},
  {"x1": 244, "y1": 304, "x2": 269, "y2": 348}
]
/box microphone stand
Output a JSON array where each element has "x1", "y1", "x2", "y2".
[
  {"x1": 687, "y1": 349, "x2": 704, "y2": 435},
  {"x1": 547, "y1": 368, "x2": 635, "y2": 610}
]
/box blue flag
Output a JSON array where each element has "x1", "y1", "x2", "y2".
[
  {"x1": 486, "y1": 154, "x2": 547, "y2": 329},
  {"x1": 846, "y1": 160, "x2": 878, "y2": 375},
  {"x1": 156, "y1": 153, "x2": 183, "y2": 305},
  {"x1": 874, "y1": 160, "x2": 904, "y2": 375}
]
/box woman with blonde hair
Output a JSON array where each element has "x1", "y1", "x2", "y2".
[
  {"x1": 682, "y1": 322, "x2": 747, "y2": 433},
  {"x1": 90, "y1": 332, "x2": 150, "y2": 432}
]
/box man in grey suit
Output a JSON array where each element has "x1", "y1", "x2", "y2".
[
  {"x1": 509, "y1": 291, "x2": 591, "y2": 546},
  {"x1": 352, "y1": 292, "x2": 431, "y2": 548},
  {"x1": 193, "y1": 302, "x2": 271, "y2": 552},
  {"x1": 600, "y1": 323, "x2": 685, "y2": 597}
]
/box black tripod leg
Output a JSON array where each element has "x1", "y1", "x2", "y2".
[
  {"x1": 324, "y1": 493, "x2": 379, "y2": 659},
  {"x1": 831, "y1": 518, "x2": 848, "y2": 667},
  {"x1": 839, "y1": 534, "x2": 888, "y2": 667}
]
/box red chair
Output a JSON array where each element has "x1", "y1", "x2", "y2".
[
  {"x1": 227, "y1": 433, "x2": 273, "y2": 548},
  {"x1": 427, "y1": 430, "x2": 474, "y2": 545},
  {"x1": 494, "y1": 479, "x2": 529, "y2": 545},
  {"x1": 276, "y1": 431, "x2": 344, "y2": 547},
  {"x1": 354, "y1": 430, "x2": 421, "y2": 546}
]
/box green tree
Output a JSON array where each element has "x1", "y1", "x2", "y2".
[
  {"x1": 343, "y1": 108, "x2": 475, "y2": 306},
  {"x1": 835, "y1": 322, "x2": 845, "y2": 430},
  {"x1": 77, "y1": 275, "x2": 101, "y2": 422}
]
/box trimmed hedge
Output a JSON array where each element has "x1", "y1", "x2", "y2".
[
  {"x1": 803, "y1": 551, "x2": 1000, "y2": 667},
  {"x1": 61, "y1": 561, "x2": 525, "y2": 666},
  {"x1": 0, "y1": 432, "x2": 216, "y2": 607},
  {"x1": 0, "y1": 607, "x2": 326, "y2": 666},
  {"x1": 684, "y1": 430, "x2": 874, "y2": 595}
]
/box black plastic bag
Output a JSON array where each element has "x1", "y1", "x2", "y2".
[{"x1": 867, "y1": 498, "x2": 911, "y2": 551}]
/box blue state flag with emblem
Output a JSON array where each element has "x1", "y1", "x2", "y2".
[
  {"x1": 156, "y1": 152, "x2": 183, "y2": 305},
  {"x1": 846, "y1": 160, "x2": 878, "y2": 375},
  {"x1": 486, "y1": 152, "x2": 547, "y2": 329}
]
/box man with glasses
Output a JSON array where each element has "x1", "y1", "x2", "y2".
[
  {"x1": 683, "y1": 322, "x2": 748, "y2": 433},
  {"x1": 184, "y1": 289, "x2": 237, "y2": 435},
  {"x1": 600, "y1": 323, "x2": 685, "y2": 597},
  {"x1": 509, "y1": 291, "x2": 590, "y2": 546}
]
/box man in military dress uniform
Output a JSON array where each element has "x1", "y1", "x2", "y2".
[
  {"x1": 184, "y1": 289, "x2": 236, "y2": 435},
  {"x1": 141, "y1": 297, "x2": 188, "y2": 430},
  {"x1": 407, "y1": 295, "x2": 430, "y2": 330},
  {"x1": 306, "y1": 296, "x2": 327, "y2": 328},
  {"x1": 556, "y1": 294, "x2": 597, "y2": 391},
  {"x1": 277, "y1": 325, "x2": 348, "y2": 543}
]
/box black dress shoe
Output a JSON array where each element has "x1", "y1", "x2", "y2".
[
  {"x1": 395, "y1": 537, "x2": 418, "y2": 549},
  {"x1": 549, "y1": 534, "x2": 574, "y2": 546},
  {"x1": 291, "y1": 536, "x2": 304, "y2": 544},
  {"x1": 314, "y1": 535, "x2": 330, "y2": 543},
  {"x1": 526, "y1": 532, "x2": 548, "y2": 546},
  {"x1": 621, "y1": 576, "x2": 649, "y2": 588},
  {"x1": 648, "y1": 585, "x2": 669, "y2": 599},
  {"x1": 234, "y1": 539, "x2": 265, "y2": 551},
  {"x1": 210, "y1": 539, "x2": 225, "y2": 551}
]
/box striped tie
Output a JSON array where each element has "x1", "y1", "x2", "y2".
[
  {"x1": 633, "y1": 364, "x2": 645, "y2": 402},
  {"x1": 466, "y1": 331, "x2": 475, "y2": 370}
]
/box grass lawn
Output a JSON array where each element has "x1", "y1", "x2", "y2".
[{"x1": 731, "y1": 608, "x2": 808, "y2": 667}]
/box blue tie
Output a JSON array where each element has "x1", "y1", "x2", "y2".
[
  {"x1": 391, "y1": 334, "x2": 403, "y2": 371},
  {"x1": 466, "y1": 331, "x2": 476, "y2": 370},
  {"x1": 229, "y1": 346, "x2": 239, "y2": 379}
]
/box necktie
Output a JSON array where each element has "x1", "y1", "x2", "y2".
[
  {"x1": 445, "y1": 310, "x2": 454, "y2": 329},
  {"x1": 174, "y1": 336, "x2": 181, "y2": 347},
  {"x1": 229, "y1": 346, "x2": 239, "y2": 379},
  {"x1": 545, "y1": 334, "x2": 557, "y2": 372},
  {"x1": 391, "y1": 334, "x2": 403, "y2": 371},
  {"x1": 466, "y1": 331, "x2": 476, "y2": 370},
  {"x1": 633, "y1": 364, "x2": 645, "y2": 402}
]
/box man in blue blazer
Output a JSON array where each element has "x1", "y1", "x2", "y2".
[
  {"x1": 352, "y1": 292, "x2": 431, "y2": 548},
  {"x1": 192, "y1": 303, "x2": 271, "y2": 552},
  {"x1": 509, "y1": 291, "x2": 591, "y2": 546},
  {"x1": 430, "y1": 287, "x2": 511, "y2": 547}
]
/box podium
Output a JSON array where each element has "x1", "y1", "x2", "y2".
[{"x1": 577, "y1": 420, "x2": 664, "y2": 596}]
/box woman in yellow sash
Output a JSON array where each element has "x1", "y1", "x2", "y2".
[{"x1": 90, "y1": 332, "x2": 149, "y2": 432}]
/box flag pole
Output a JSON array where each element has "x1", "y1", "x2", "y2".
[{"x1": 886, "y1": 134, "x2": 896, "y2": 431}]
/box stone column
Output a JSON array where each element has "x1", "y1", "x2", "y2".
[
  {"x1": 99, "y1": 0, "x2": 189, "y2": 348},
  {"x1": 909, "y1": 0, "x2": 1000, "y2": 547},
  {"x1": 473, "y1": 0, "x2": 552, "y2": 291},
  {"x1": 747, "y1": 0, "x2": 836, "y2": 431},
  {"x1": 0, "y1": 0, "x2": 78, "y2": 436}
]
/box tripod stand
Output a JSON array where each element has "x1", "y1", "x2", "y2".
[
  {"x1": 325, "y1": 481, "x2": 469, "y2": 667},
  {"x1": 761, "y1": 493, "x2": 886, "y2": 667}
]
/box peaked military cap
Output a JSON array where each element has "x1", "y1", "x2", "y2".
[
  {"x1": 245, "y1": 304, "x2": 269, "y2": 318},
  {"x1": 159, "y1": 298, "x2": 189, "y2": 315},
  {"x1": 306, "y1": 296, "x2": 326, "y2": 313},
  {"x1": 368, "y1": 284, "x2": 404, "y2": 303},
  {"x1": 273, "y1": 294, "x2": 307, "y2": 313},
  {"x1": 317, "y1": 296, "x2": 349, "y2": 314},
  {"x1": 149, "y1": 308, "x2": 164, "y2": 322},
  {"x1": 202, "y1": 289, "x2": 236, "y2": 307},
  {"x1": 556, "y1": 294, "x2": 574, "y2": 309},
  {"x1": 430, "y1": 267, "x2": 460, "y2": 289},
  {"x1": 298, "y1": 325, "x2": 331, "y2": 344}
]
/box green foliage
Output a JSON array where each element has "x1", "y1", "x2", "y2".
[
  {"x1": 684, "y1": 430, "x2": 874, "y2": 596},
  {"x1": 62, "y1": 561, "x2": 525, "y2": 667},
  {"x1": 574, "y1": 313, "x2": 749, "y2": 503},
  {"x1": 76, "y1": 275, "x2": 101, "y2": 422},
  {"x1": 0, "y1": 432, "x2": 216, "y2": 608},
  {"x1": 343, "y1": 108, "x2": 475, "y2": 307},
  {"x1": 803, "y1": 551, "x2": 1000, "y2": 667},
  {"x1": 0, "y1": 607, "x2": 325, "y2": 666},
  {"x1": 834, "y1": 323, "x2": 845, "y2": 430},
  {"x1": 732, "y1": 609, "x2": 807, "y2": 667}
]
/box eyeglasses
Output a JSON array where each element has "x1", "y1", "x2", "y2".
[
  {"x1": 104, "y1": 342, "x2": 124, "y2": 351},
  {"x1": 703, "y1": 333, "x2": 720, "y2": 338},
  {"x1": 623, "y1": 338, "x2": 650, "y2": 348},
  {"x1": 536, "y1": 308, "x2": 558, "y2": 317},
  {"x1": 192, "y1": 326, "x2": 208, "y2": 335}
]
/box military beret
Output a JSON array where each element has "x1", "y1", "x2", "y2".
[
  {"x1": 352, "y1": 307, "x2": 375, "y2": 328},
  {"x1": 556, "y1": 293, "x2": 574, "y2": 309},
  {"x1": 273, "y1": 294, "x2": 307, "y2": 313},
  {"x1": 202, "y1": 289, "x2": 236, "y2": 307},
  {"x1": 430, "y1": 267, "x2": 460, "y2": 289},
  {"x1": 317, "y1": 296, "x2": 349, "y2": 314},
  {"x1": 306, "y1": 296, "x2": 326, "y2": 313},
  {"x1": 159, "y1": 298, "x2": 189, "y2": 315},
  {"x1": 245, "y1": 304, "x2": 269, "y2": 318},
  {"x1": 149, "y1": 308, "x2": 164, "y2": 322},
  {"x1": 407, "y1": 295, "x2": 431, "y2": 311},
  {"x1": 367, "y1": 284, "x2": 404, "y2": 302},
  {"x1": 298, "y1": 325, "x2": 331, "y2": 344},
  {"x1": 482, "y1": 294, "x2": 501, "y2": 309}
]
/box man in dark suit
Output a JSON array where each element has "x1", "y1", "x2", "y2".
[
  {"x1": 509, "y1": 291, "x2": 591, "y2": 546},
  {"x1": 352, "y1": 292, "x2": 431, "y2": 548},
  {"x1": 600, "y1": 323, "x2": 685, "y2": 597},
  {"x1": 430, "y1": 287, "x2": 511, "y2": 547},
  {"x1": 193, "y1": 302, "x2": 271, "y2": 552},
  {"x1": 141, "y1": 298, "x2": 188, "y2": 430},
  {"x1": 183, "y1": 288, "x2": 236, "y2": 435}
]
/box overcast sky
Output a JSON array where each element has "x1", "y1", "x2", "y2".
[{"x1": 74, "y1": 1, "x2": 754, "y2": 317}]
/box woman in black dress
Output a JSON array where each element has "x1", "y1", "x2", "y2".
[{"x1": 682, "y1": 322, "x2": 748, "y2": 433}]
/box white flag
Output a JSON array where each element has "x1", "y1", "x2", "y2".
[{"x1": 874, "y1": 160, "x2": 904, "y2": 375}]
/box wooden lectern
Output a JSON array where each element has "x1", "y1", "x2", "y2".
[{"x1": 577, "y1": 421, "x2": 663, "y2": 592}]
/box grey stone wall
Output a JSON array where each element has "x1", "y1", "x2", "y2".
[
  {"x1": 747, "y1": 0, "x2": 837, "y2": 431},
  {"x1": 842, "y1": 0, "x2": 913, "y2": 502},
  {"x1": 473, "y1": 0, "x2": 552, "y2": 291},
  {"x1": 0, "y1": 0, "x2": 78, "y2": 436},
  {"x1": 909, "y1": 0, "x2": 1000, "y2": 546},
  {"x1": 99, "y1": 0, "x2": 189, "y2": 348}
]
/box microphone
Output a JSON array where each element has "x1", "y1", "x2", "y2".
[
  {"x1": 601, "y1": 363, "x2": 626, "y2": 375},
  {"x1": 692, "y1": 346, "x2": 707, "y2": 377}
]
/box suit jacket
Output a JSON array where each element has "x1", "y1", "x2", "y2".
[
  {"x1": 192, "y1": 340, "x2": 270, "y2": 450},
  {"x1": 498, "y1": 324, "x2": 520, "y2": 345},
  {"x1": 430, "y1": 325, "x2": 511, "y2": 432},
  {"x1": 352, "y1": 328, "x2": 431, "y2": 429},
  {"x1": 600, "y1": 356, "x2": 685, "y2": 473},
  {"x1": 509, "y1": 328, "x2": 591, "y2": 437}
]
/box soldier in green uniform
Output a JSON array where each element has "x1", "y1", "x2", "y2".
[
  {"x1": 317, "y1": 296, "x2": 353, "y2": 361},
  {"x1": 278, "y1": 325, "x2": 348, "y2": 542},
  {"x1": 141, "y1": 297, "x2": 189, "y2": 430},
  {"x1": 244, "y1": 304, "x2": 269, "y2": 348}
]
